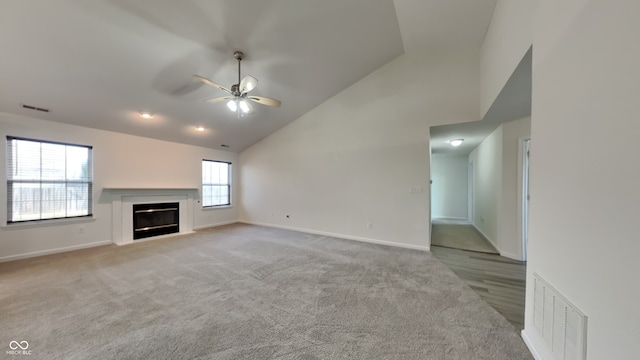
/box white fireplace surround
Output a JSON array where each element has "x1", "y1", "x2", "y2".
[{"x1": 105, "y1": 188, "x2": 197, "y2": 246}]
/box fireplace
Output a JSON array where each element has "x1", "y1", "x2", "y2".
[
  {"x1": 133, "y1": 202, "x2": 179, "y2": 240},
  {"x1": 105, "y1": 188, "x2": 196, "y2": 246}
]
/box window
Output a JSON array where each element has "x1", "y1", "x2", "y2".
[
  {"x1": 6, "y1": 136, "x2": 93, "y2": 223},
  {"x1": 202, "y1": 160, "x2": 231, "y2": 207}
]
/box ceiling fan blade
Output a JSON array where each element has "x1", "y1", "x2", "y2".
[
  {"x1": 206, "y1": 96, "x2": 233, "y2": 103},
  {"x1": 239, "y1": 75, "x2": 258, "y2": 94},
  {"x1": 247, "y1": 95, "x2": 282, "y2": 107},
  {"x1": 192, "y1": 75, "x2": 232, "y2": 94}
]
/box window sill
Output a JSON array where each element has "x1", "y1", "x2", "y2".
[
  {"x1": 202, "y1": 205, "x2": 233, "y2": 211},
  {"x1": 2, "y1": 216, "x2": 97, "y2": 229}
]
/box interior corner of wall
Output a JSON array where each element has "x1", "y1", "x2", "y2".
[{"x1": 480, "y1": 0, "x2": 535, "y2": 118}]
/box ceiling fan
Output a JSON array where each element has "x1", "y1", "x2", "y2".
[{"x1": 193, "y1": 51, "x2": 281, "y2": 116}]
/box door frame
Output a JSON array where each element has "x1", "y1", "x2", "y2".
[
  {"x1": 517, "y1": 138, "x2": 531, "y2": 261},
  {"x1": 467, "y1": 161, "x2": 474, "y2": 224}
]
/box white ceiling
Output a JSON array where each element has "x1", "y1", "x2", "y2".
[
  {"x1": 430, "y1": 48, "x2": 532, "y2": 155},
  {"x1": 394, "y1": 0, "x2": 497, "y2": 54},
  {"x1": 0, "y1": 0, "x2": 500, "y2": 152}
]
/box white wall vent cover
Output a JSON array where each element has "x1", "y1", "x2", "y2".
[{"x1": 533, "y1": 273, "x2": 588, "y2": 360}]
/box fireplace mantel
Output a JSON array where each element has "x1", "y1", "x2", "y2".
[
  {"x1": 106, "y1": 188, "x2": 197, "y2": 246},
  {"x1": 103, "y1": 187, "x2": 199, "y2": 192}
]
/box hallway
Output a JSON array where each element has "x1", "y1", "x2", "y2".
[
  {"x1": 431, "y1": 245, "x2": 526, "y2": 331},
  {"x1": 431, "y1": 223, "x2": 499, "y2": 254}
]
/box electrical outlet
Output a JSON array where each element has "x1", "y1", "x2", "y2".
[{"x1": 366, "y1": 222, "x2": 373, "y2": 229}]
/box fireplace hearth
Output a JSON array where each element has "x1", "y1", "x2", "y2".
[{"x1": 133, "y1": 202, "x2": 179, "y2": 240}]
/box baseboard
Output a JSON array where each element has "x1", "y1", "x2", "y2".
[
  {"x1": 432, "y1": 217, "x2": 471, "y2": 225},
  {"x1": 193, "y1": 220, "x2": 239, "y2": 231},
  {"x1": 471, "y1": 223, "x2": 500, "y2": 253},
  {"x1": 521, "y1": 330, "x2": 543, "y2": 360},
  {"x1": 500, "y1": 250, "x2": 522, "y2": 261},
  {"x1": 1, "y1": 221, "x2": 239, "y2": 262},
  {"x1": 0, "y1": 240, "x2": 113, "y2": 263},
  {"x1": 239, "y1": 220, "x2": 430, "y2": 252},
  {"x1": 470, "y1": 224, "x2": 525, "y2": 261}
]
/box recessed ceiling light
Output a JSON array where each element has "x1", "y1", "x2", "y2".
[
  {"x1": 139, "y1": 112, "x2": 153, "y2": 119},
  {"x1": 449, "y1": 139, "x2": 464, "y2": 147},
  {"x1": 195, "y1": 126, "x2": 205, "y2": 132}
]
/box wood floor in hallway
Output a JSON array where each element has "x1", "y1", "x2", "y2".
[{"x1": 431, "y1": 245, "x2": 527, "y2": 331}]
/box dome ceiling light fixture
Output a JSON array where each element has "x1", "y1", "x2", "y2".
[{"x1": 449, "y1": 139, "x2": 464, "y2": 147}]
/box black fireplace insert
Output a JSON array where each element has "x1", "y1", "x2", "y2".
[{"x1": 133, "y1": 202, "x2": 179, "y2": 240}]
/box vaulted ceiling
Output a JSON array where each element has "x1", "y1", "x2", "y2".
[{"x1": 0, "y1": 0, "x2": 498, "y2": 152}]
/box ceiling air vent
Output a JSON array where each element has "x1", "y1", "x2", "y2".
[{"x1": 22, "y1": 104, "x2": 51, "y2": 113}]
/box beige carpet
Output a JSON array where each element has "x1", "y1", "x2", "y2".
[
  {"x1": 0, "y1": 224, "x2": 530, "y2": 359},
  {"x1": 431, "y1": 224, "x2": 499, "y2": 254}
]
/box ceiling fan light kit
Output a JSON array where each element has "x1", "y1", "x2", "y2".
[{"x1": 193, "y1": 51, "x2": 281, "y2": 118}]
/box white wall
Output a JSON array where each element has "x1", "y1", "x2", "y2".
[
  {"x1": 522, "y1": 1, "x2": 640, "y2": 358},
  {"x1": 431, "y1": 153, "x2": 469, "y2": 221},
  {"x1": 469, "y1": 116, "x2": 531, "y2": 259},
  {"x1": 469, "y1": 126, "x2": 502, "y2": 245},
  {"x1": 239, "y1": 52, "x2": 480, "y2": 250},
  {"x1": 480, "y1": 0, "x2": 537, "y2": 118},
  {"x1": 0, "y1": 112, "x2": 238, "y2": 261}
]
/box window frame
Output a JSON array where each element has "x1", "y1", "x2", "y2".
[
  {"x1": 6, "y1": 136, "x2": 94, "y2": 224},
  {"x1": 201, "y1": 159, "x2": 232, "y2": 208}
]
